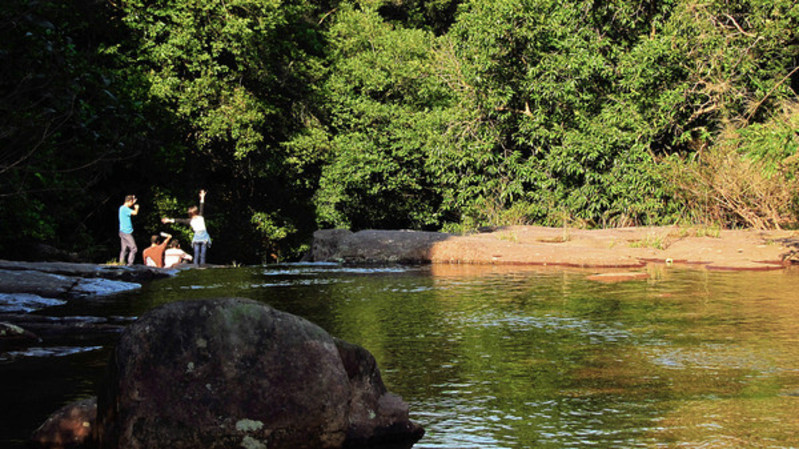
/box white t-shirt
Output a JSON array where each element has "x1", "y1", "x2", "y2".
[
  {"x1": 190, "y1": 215, "x2": 206, "y2": 233},
  {"x1": 164, "y1": 248, "x2": 192, "y2": 268}
]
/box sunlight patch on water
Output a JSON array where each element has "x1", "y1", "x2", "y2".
[{"x1": 646, "y1": 344, "x2": 782, "y2": 372}]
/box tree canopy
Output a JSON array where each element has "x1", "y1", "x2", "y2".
[{"x1": 2, "y1": 0, "x2": 797, "y2": 262}]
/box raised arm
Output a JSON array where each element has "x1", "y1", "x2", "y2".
[
  {"x1": 162, "y1": 217, "x2": 191, "y2": 225},
  {"x1": 198, "y1": 189, "x2": 206, "y2": 216},
  {"x1": 160, "y1": 232, "x2": 172, "y2": 246},
  {"x1": 129, "y1": 196, "x2": 139, "y2": 215}
]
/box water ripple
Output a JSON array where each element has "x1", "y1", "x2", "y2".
[
  {"x1": 452, "y1": 311, "x2": 633, "y2": 344},
  {"x1": 1, "y1": 345, "x2": 102, "y2": 361}
]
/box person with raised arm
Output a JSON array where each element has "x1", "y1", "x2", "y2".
[
  {"x1": 162, "y1": 190, "x2": 211, "y2": 265},
  {"x1": 142, "y1": 232, "x2": 172, "y2": 268}
]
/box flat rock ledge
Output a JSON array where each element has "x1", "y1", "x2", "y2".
[
  {"x1": 0, "y1": 260, "x2": 175, "y2": 307},
  {"x1": 32, "y1": 298, "x2": 424, "y2": 449},
  {"x1": 1, "y1": 260, "x2": 175, "y2": 353},
  {"x1": 311, "y1": 227, "x2": 799, "y2": 271},
  {"x1": 0, "y1": 260, "x2": 174, "y2": 285}
]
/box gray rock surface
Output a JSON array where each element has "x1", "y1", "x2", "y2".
[
  {"x1": 0, "y1": 293, "x2": 66, "y2": 313},
  {"x1": 95, "y1": 297, "x2": 423, "y2": 449},
  {"x1": 1, "y1": 313, "x2": 130, "y2": 340},
  {"x1": 311, "y1": 229, "x2": 354, "y2": 261},
  {"x1": 0, "y1": 269, "x2": 76, "y2": 298},
  {"x1": 0, "y1": 260, "x2": 174, "y2": 360},
  {"x1": 0, "y1": 259, "x2": 173, "y2": 283},
  {"x1": 70, "y1": 278, "x2": 141, "y2": 298},
  {"x1": 0, "y1": 260, "x2": 174, "y2": 302},
  {"x1": 312, "y1": 229, "x2": 450, "y2": 264},
  {"x1": 335, "y1": 338, "x2": 424, "y2": 446}
]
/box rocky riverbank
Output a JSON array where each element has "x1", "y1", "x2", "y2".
[
  {"x1": 0, "y1": 260, "x2": 175, "y2": 355},
  {"x1": 311, "y1": 226, "x2": 799, "y2": 270},
  {"x1": 2, "y1": 261, "x2": 424, "y2": 449}
]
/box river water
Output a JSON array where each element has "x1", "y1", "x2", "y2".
[{"x1": 3, "y1": 263, "x2": 799, "y2": 448}]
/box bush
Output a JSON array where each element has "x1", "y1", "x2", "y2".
[{"x1": 664, "y1": 102, "x2": 799, "y2": 229}]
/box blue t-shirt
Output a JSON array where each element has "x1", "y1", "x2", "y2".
[{"x1": 119, "y1": 205, "x2": 134, "y2": 234}]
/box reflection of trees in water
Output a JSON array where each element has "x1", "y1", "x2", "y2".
[{"x1": 6, "y1": 265, "x2": 799, "y2": 448}]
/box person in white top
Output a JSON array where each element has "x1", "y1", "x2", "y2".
[
  {"x1": 163, "y1": 240, "x2": 193, "y2": 268},
  {"x1": 162, "y1": 189, "x2": 211, "y2": 265}
]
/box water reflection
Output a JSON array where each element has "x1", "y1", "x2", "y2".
[{"x1": 2, "y1": 264, "x2": 799, "y2": 448}]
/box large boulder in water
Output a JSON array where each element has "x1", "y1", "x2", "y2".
[{"x1": 94, "y1": 297, "x2": 423, "y2": 449}]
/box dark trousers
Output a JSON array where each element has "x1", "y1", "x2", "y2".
[{"x1": 119, "y1": 232, "x2": 137, "y2": 266}]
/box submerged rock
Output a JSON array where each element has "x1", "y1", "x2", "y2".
[
  {"x1": 30, "y1": 397, "x2": 96, "y2": 449},
  {"x1": 0, "y1": 293, "x2": 66, "y2": 313},
  {"x1": 0, "y1": 314, "x2": 127, "y2": 343},
  {"x1": 94, "y1": 297, "x2": 424, "y2": 449},
  {"x1": 0, "y1": 321, "x2": 40, "y2": 349},
  {"x1": 70, "y1": 278, "x2": 141, "y2": 298}
]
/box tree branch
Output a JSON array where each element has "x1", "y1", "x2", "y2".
[
  {"x1": 745, "y1": 65, "x2": 799, "y2": 123},
  {"x1": 723, "y1": 14, "x2": 756, "y2": 38},
  {"x1": 495, "y1": 101, "x2": 533, "y2": 118}
]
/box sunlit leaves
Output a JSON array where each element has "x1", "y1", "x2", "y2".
[
  {"x1": 316, "y1": 5, "x2": 448, "y2": 229},
  {"x1": 117, "y1": 0, "x2": 289, "y2": 159}
]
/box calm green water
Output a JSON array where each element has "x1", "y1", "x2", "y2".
[{"x1": 3, "y1": 263, "x2": 799, "y2": 448}]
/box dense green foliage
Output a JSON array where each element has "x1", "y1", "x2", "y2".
[
  {"x1": 1, "y1": 0, "x2": 150, "y2": 250},
  {"x1": 2, "y1": 0, "x2": 797, "y2": 262}
]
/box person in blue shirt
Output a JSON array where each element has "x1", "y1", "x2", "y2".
[{"x1": 118, "y1": 194, "x2": 140, "y2": 265}]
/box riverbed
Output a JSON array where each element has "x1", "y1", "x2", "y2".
[{"x1": 3, "y1": 263, "x2": 799, "y2": 448}]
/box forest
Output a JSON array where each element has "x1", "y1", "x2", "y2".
[{"x1": 1, "y1": 0, "x2": 798, "y2": 264}]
